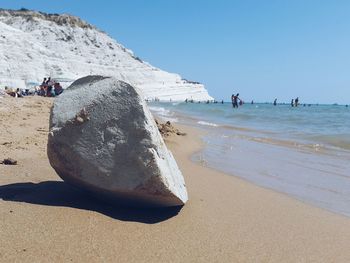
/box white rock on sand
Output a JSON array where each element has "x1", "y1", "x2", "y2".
[{"x1": 47, "y1": 75, "x2": 188, "y2": 207}]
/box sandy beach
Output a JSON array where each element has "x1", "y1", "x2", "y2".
[{"x1": 1, "y1": 96, "x2": 350, "y2": 262}]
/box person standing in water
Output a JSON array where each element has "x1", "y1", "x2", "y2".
[
  {"x1": 231, "y1": 93, "x2": 240, "y2": 108},
  {"x1": 273, "y1": 98, "x2": 277, "y2": 106},
  {"x1": 295, "y1": 97, "x2": 299, "y2": 107},
  {"x1": 291, "y1": 99, "x2": 294, "y2": 107}
]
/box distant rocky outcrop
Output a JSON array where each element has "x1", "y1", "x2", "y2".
[
  {"x1": 0, "y1": 8, "x2": 94, "y2": 29},
  {"x1": 47, "y1": 76, "x2": 188, "y2": 207}
]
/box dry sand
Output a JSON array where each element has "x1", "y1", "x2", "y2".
[{"x1": 1, "y1": 96, "x2": 350, "y2": 262}]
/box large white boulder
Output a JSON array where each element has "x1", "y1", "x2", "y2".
[{"x1": 47, "y1": 76, "x2": 188, "y2": 207}]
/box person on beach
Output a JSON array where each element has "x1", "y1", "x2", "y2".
[
  {"x1": 291, "y1": 99, "x2": 294, "y2": 107},
  {"x1": 273, "y1": 98, "x2": 277, "y2": 106},
  {"x1": 39, "y1": 77, "x2": 50, "y2": 96},
  {"x1": 47, "y1": 85, "x2": 55, "y2": 97},
  {"x1": 15, "y1": 88, "x2": 23, "y2": 98},
  {"x1": 54, "y1": 82, "x2": 63, "y2": 95},
  {"x1": 4, "y1": 87, "x2": 16, "y2": 97},
  {"x1": 39, "y1": 78, "x2": 47, "y2": 96}
]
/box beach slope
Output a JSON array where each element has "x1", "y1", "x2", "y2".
[{"x1": 1, "y1": 96, "x2": 350, "y2": 262}]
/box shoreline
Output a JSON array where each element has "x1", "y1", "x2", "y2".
[
  {"x1": 1, "y1": 97, "x2": 350, "y2": 262},
  {"x1": 153, "y1": 103, "x2": 350, "y2": 218}
]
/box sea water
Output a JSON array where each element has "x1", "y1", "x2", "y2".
[{"x1": 149, "y1": 102, "x2": 350, "y2": 217}]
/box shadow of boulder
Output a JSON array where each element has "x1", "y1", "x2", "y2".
[{"x1": 0, "y1": 181, "x2": 182, "y2": 224}]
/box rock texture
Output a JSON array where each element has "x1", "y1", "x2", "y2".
[
  {"x1": 156, "y1": 120, "x2": 187, "y2": 137},
  {"x1": 47, "y1": 76, "x2": 188, "y2": 207}
]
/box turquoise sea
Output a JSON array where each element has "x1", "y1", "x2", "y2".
[{"x1": 149, "y1": 102, "x2": 350, "y2": 217}]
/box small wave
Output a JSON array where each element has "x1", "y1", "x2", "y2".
[
  {"x1": 149, "y1": 106, "x2": 170, "y2": 115},
  {"x1": 306, "y1": 134, "x2": 350, "y2": 151},
  {"x1": 197, "y1": 121, "x2": 219, "y2": 127},
  {"x1": 149, "y1": 106, "x2": 178, "y2": 122},
  {"x1": 149, "y1": 106, "x2": 174, "y2": 117}
]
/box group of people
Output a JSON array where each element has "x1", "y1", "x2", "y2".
[
  {"x1": 232, "y1": 95, "x2": 301, "y2": 107},
  {"x1": 273, "y1": 97, "x2": 300, "y2": 106},
  {"x1": 1, "y1": 77, "x2": 64, "y2": 98},
  {"x1": 38, "y1": 77, "x2": 63, "y2": 97},
  {"x1": 3, "y1": 87, "x2": 26, "y2": 98},
  {"x1": 184, "y1": 98, "x2": 224, "y2": 104},
  {"x1": 275, "y1": 97, "x2": 300, "y2": 107}
]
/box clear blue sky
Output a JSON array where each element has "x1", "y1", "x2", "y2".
[{"x1": 1, "y1": 0, "x2": 350, "y2": 104}]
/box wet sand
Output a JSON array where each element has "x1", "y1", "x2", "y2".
[{"x1": 1, "y1": 96, "x2": 350, "y2": 262}]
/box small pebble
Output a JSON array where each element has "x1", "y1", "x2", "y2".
[{"x1": 1, "y1": 158, "x2": 17, "y2": 165}]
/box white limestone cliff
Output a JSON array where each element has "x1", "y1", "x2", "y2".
[{"x1": 0, "y1": 9, "x2": 213, "y2": 101}]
